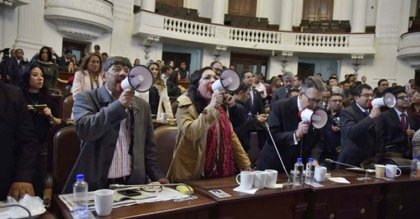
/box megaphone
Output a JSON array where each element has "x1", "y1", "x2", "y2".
[
  {"x1": 211, "y1": 69, "x2": 240, "y2": 92},
  {"x1": 300, "y1": 108, "x2": 328, "y2": 129},
  {"x1": 120, "y1": 65, "x2": 154, "y2": 92},
  {"x1": 369, "y1": 92, "x2": 396, "y2": 108}
]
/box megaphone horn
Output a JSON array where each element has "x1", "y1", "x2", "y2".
[
  {"x1": 211, "y1": 69, "x2": 240, "y2": 92},
  {"x1": 300, "y1": 108, "x2": 328, "y2": 129},
  {"x1": 370, "y1": 92, "x2": 396, "y2": 108},
  {"x1": 120, "y1": 65, "x2": 154, "y2": 92}
]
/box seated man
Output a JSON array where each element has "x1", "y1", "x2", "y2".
[
  {"x1": 0, "y1": 81, "x2": 40, "y2": 200},
  {"x1": 377, "y1": 86, "x2": 419, "y2": 158},
  {"x1": 63, "y1": 56, "x2": 168, "y2": 193}
]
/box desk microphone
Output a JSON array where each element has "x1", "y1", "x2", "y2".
[
  {"x1": 325, "y1": 158, "x2": 371, "y2": 180},
  {"x1": 264, "y1": 122, "x2": 291, "y2": 183}
]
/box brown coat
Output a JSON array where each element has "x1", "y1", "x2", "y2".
[{"x1": 167, "y1": 95, "x2": 251, "y2": 182}]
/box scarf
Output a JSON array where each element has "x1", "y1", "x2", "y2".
[{"x1": 204, "y1": 107, "x2": 234, "y2": 178}]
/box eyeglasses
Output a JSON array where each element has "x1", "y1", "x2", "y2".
[
  {"x1": 139, "y1": 184, "x2": 163, "y2": 193},
  {"x1": 360, "y1": 93, "x2": 374, "y2": 98},
  {"x1": 303, "y1": 93, "x2": 321, "y2": 104},
  {"x1": 397, "y1": 96, "x2": 409, "y2": 100}
]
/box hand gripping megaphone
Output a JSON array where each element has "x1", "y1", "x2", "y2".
[
  {"x1": 300, "y1": 108, "x2": 328, "y2": 129},
  {"x1": 211, "y1": 69, "x2": 241, "y2": 92},
  {"x1": 120, "y1": 65, "x2": 154, "y2": 92},
  {"x1": 369, "y1": 92, "x2": 396, "y2": 108}
]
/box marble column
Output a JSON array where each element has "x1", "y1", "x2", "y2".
[
  {"x1": 351, "y1": 0, "x2": 367, "y2": 33},
  {"x1": 211, "y1": 0, "x2": 225, "y2": 25},
  {"x1": 142, "y1": 0, "x2": 155, "y2": 12},
  {"x1": 280, "y1": 0, "x2": 293, "y2": 31},
  {"x1": 14, "y1": 1, "x2": 44, "y2": 53}
]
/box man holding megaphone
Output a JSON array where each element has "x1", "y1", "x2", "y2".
[
  {"x1": 257, "y1": 76, "x2": 326, "y2": 173},
  {"x1": 337, "y1": 84, "x2": 381, "y2": 168},
  {"x1": 64, "y1": 56, "x2": 169, "y2": 193}
]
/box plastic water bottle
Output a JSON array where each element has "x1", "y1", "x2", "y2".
[
  {"x1": 73, "y1": 174, "x2": 88, "y2": 218},
  {"x1": 293, "y1": 157, "x2": 304, "y2": 186},
  {"x1": 305, "y1": 158, "x2": 315, "y2": 184}
]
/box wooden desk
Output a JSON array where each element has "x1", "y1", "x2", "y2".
[
  {"x1": 53, "y1": 192, "x2": 215, "y2": 219},
  {"x1": 379, "y1": 175, "x2": 420, "y2": 219},
  {"x1": 307, "y1": 171, "x2": 384, "y2": 219},
  {"x1": 188, "y1": 176, "x2": 310, "y2": 219}
]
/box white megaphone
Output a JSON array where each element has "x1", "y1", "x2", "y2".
[
  {"x1": 120, "y1": 65, "x2": 154, "y2": 92},
  {"x1": 300, "y1": 108, "x2": 328, "y2": 129},
  {"x1": 370, "y1": 92, "x2": 396, "y2": 108},
  {"x1": 211, "y1": 69, "x2": 241, "y2": 92}
]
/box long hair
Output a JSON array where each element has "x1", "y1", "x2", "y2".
[
  {"x1": 186, "y1": 67, "x2": 213, "y2": 114},
  {"x1": 37, "y1": 46, "x2": 53, "y2": 62},
  {"x1": 20, "y1": 64, "x2": 49, "y2": 96},
  {"x1": 148, "y1": 62, "x2": 165, "y2": 88},
  {"x1": 78, "y1": 52, "x2": 102, "y2": 74}
]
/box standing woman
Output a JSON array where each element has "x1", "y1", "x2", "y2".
[
  {"x1": 148, "y1": 62, "x2": 174, "y2": 119},
  {"x1": 34, "y1": 46, "x2": 59, "y2": 89},
  {"x1": 20, "y1": 64, "x2": 62, "y2": 196},
  {"x1": 71, "y1": 53, "x2": 103, "y2": 97},
  {"x1": 167, "y1": 67, "x2": 251, "y2": 182}
]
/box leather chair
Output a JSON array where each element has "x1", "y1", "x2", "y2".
[
  {"x1": 62, "y1": 95, "x2": 74, "y2": 121},
  {"x1": 52, "y1": 126, "x2": 80, "y2": 193},
  {"x1": 154, "y1": 126, "x2": 178, "y2": 175}
]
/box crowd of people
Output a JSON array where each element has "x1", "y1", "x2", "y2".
[{"x1": 1, "y1": 45, "x2": 419, "y2": 212}]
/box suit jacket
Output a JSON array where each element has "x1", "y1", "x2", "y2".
[
  {"x1": 337, "y1": 104, "x2": 378, "y2": 167},
  {"x1": 256, "y1": 96, "x2": 323, "y2": 173},
  {"x1": 319, "y1": 111, "x2": 341, "y2": 167},
  {"x1": 246, "y1": 88, "x2": 265, "y2": 117},
  {"x1": 271, "y1": 87, "x2": 288, "y2": 104},
  {"x1": 0, "y1": 82, "x2": 40, "y2": 200},
  {"x1": 377, "y1": 108, "x2": 419, "y2": 156},
  {"x1": 7, "y1": 58, "x2": 28, "y2": 84},
  {"x1": 63, "y1": 86, "x2": 164, "y2": 193}
]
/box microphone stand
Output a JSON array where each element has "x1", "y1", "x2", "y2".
[
  {"x1": 109, "y1": 183, "x2": 198, "y2": 202},
  {"x1": 325, "y1": 158, "x2": 371, "y2": 180},
  {"x1": 264, "y1": 123, "x2": 292, "y2": 184}
]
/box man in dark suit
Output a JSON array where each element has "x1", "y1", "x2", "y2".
[
  {"x1": 56, "y1": 49, "x2": 73, "y2": 67},
  {"x1": 337, "y1": 84, "x2": 381, "y2": 167},
  {"x1": 63, "y1": 56, "x2": 168, "y2": 193},
  {"x1": 377, "y1": 86, "x2": 419, "y2": 158},
  {"x1": 7, "y1": 48, "x2": 28, "y2": 84},
  {"x1": 257, "y1": 76, "x2": 325, "y2": 173},
  {"x1": 0, "y1": 81, "x2": 40, "y2": 200},
  {"x1": 242, "y1": 71, "x2": 265, "y2": 116},
  {"x1": 271, "y1": 71, "x2": 295, "y2": 103},
  {"x1": 319, "y1": 93, "x2": 343, "y2": 169},
  {"x1": 229, "y1": 83, "x2": 267, "y2": 152}
]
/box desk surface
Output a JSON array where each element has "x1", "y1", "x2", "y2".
[{"x1": 54, "y1": 192, "x2": 215, "y2": 219}]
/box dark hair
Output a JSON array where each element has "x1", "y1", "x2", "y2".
[
  {"x1": 210, "y1": 61, "x2": 221, "y2": 68},
  {"x1": 386, "y1": 86, "x2": 406, "y2": 97},
  {"x1": 377, "y1": 79, "x2": 388, "y2": 86},
  {"x1": 161, "y1": 65, "x2": 173, "y2": 73},
  {"x1": 38, "y1": 46, "x2": 53, "y2": 62},
  {"x1": 103, "y1": 56, "x2": 132, "y2": 72},
  {"x1": 241, "y1": 71, "x2": 253, "y2": 80},
  {"x1": 233, "y1": 82, "x2": 250, "y2": 95},
  {"x1": 79, "y1": 53, "x2": 102, "y2": 74},
  {"x1": 64, "y1": 49, "x2": 72, "y2": 55},
  {"x1": 186, "y1": 67, "x2": 213, "y2": 113},
  {"x1": 352, "y1": 84, "x2": 372, "y2": 96},
  {"x1": 20, "y1": 64, "x2": 49, "y2": 95},
  {"x1": 168, "y1": 70, "x2": 179, "y2": 84},
  {"x1": 101, "y1": 52, "x2": 108, "y2": 57}
]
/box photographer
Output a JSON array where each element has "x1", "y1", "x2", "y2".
[{"x1": 20, "y1": 64, "x2": 61, "y2": 197}]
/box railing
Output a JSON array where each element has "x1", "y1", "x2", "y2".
[
  {"x1": 163, "y1": 17, "x2": 215, "y2": 38},
  {"x1": 134, "y1": 11, "x2": 375, "y2": 54}
]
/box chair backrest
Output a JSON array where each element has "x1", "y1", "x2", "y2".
[
  {"x1": 52, "y1": 125, "x2": 80, "y2": 193},
  {"x1": 62, "y1": 95, "x2": 74, "y2": 121},
  {"x1": 154, "y1": 126, "x2": 178, "y2": 175}
]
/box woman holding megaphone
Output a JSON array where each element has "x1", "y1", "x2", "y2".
[{"x1": 167, "y1": 67, "x2": 251, "y2": 182}]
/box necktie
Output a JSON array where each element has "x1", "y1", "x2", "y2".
[{"x1": 400, "y1": 113, "x2": 408, "y2": 131}]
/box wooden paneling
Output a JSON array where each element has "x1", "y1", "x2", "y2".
[
  {"x1": 157, "y1": 0, "x2": 183, "y2": 8},
  {"x1": 230, "y1": 53, "x2": 268, "y2": 78},
  {"x1": 228, "y1": 0, "x2": 257, "y2": 17},
  {"x1": 303, "y1": 0, "x2": 333, "y2": 21}
]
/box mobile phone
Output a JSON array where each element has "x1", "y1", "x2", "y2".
[
  {"x1": 118, "y1": 189, "x2": 141, "y2": 197},
  {"x1": 33, "y1": 104, "x2": 47, "y2": 110}
]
